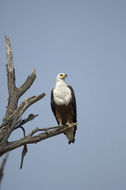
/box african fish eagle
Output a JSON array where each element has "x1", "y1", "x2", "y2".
[{"x1": 51, "y1": 73, "x2": 77, "y2": 144}]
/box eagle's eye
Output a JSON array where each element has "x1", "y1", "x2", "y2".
[{"x1": 60, "y1": 74, "x2": 63, "y2": 77}]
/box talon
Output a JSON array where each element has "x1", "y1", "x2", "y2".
[
  {"x1": 66, "y1": 123, "x2": 71, "y2": 127},
  {"x1": 66, "y1": 123, "x2": 75, "y2": 128}
]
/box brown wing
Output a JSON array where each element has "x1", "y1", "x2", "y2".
[
  {"x1": 68, "y1": 85, "x2": 77, "y2": 123},
  {"x1": 67, "y1": 85, "x2": 77, "y2": 143}
]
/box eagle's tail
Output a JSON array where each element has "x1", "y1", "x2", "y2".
[
  {"x1": 68, "y1": 139, "x2": 75, "y2": 144},
  {"x1": 64, "y1": 125, "x2": 77, "y2": 144}
]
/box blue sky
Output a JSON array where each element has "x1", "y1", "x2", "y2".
[{"x1": 0, "y1": 0, "x2": 126, "y2": 190}]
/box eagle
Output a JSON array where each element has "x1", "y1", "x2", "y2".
[{"x1": 51, "y1": 73, "x2": 77, "y2": 144}]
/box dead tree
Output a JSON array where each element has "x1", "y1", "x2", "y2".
[{"x1": 0, "y1": 36, "x2": 77, "y2": 169}]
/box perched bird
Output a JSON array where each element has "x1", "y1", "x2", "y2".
[{"x1": 51, "y1": 73, "x2": 77, "y2": 144}]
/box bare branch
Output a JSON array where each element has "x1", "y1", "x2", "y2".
[
  {"x1": 5, "y1": 36, "x2": 16, "y2": 116},
  {"x1": 17, "y1": 93, "x2": 45, "y2": 118},
  {"x1": 20, "y1": 145, "x2": 27, "y2": 169},
  {"x1": 5, "y1": 35, "x2": 14, "y2": 72},
  {"x1": 28, "y1": 126, "x2": 62, "y2": 136},
  {"x1": 19, "y1": 127, "x2": 28, "y2": 169},
  {"x1": 17, "y1": 69, "x2": 36, "y2": 99},
  {"x1": 15, "y1": 114, "x2": 39, "y2": 130},
  {"x1": 0, "y1": 123, "x2": 77, "y2": 157},
  {"x1": 0, "y1": 154, "x2": 9, "y2": 185}
]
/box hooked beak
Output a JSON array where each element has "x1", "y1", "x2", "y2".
[{"x1": 62, "y1": 73, "x2": 67, "y2": 79}]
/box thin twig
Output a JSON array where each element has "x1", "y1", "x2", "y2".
[
  {"x1": 28, "y1": 126, "x2": 64, "y2": 137},
  {"x1": 19, "y1": 127, "x2": 28, "y2": 169},
  {"x1": 0, "y1": 154, "x2": 9, "y2": 185},
  {"x1": 15, "y1": 114, "x2": 39, "y2": 130}
]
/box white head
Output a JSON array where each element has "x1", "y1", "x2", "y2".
[{"x1": 56, "y1": 73, "x2": 67, "y2": 81}]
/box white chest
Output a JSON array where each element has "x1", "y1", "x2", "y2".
[{"x1": 53, "y1": 82, "x2": 71, "y2": 105}]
